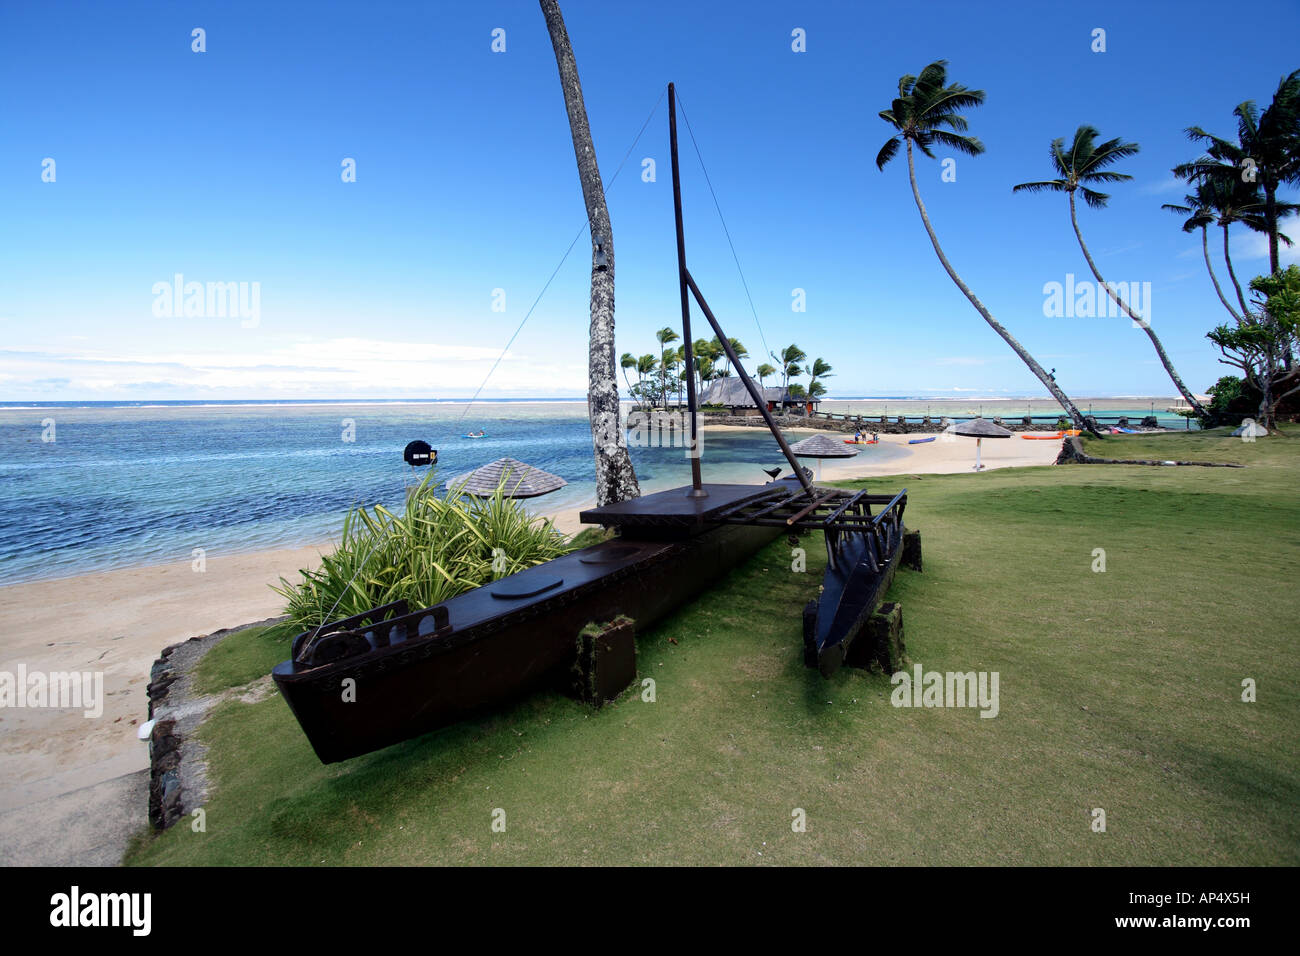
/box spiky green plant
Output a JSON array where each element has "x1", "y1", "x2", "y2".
[{"x1": 267, "y1": 469, "x2": 572, "y2": 640}]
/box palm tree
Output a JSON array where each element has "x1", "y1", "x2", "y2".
[
  {"x1": 755, "y1": 362, "x2": 776, "y2": 390},
  {"x1": 635, "y1": 353, "x2": 658, "y2": 406},
  {"x1": 696, "y1": 356, "x2": 717, "y2": 395},
  {"x1": 659, "y1": 348, "x2": 681, "y2": 408},
  {"x1": 1170, "y1": 159, "x2": 1296, "y2": 317},
  {"x1": 770, "y1": 344, "x2": 806, "y2": 393},
  {"x1": 619, "y1": 351, "x2": 637, "y2": 394},
  {"x1": 807, "y1": 357, "x2": 833, "y2": 399},
  {"x1": 690, "y1": 338, "x2": 717, "y2": 396},
  {"x1": 877, "y1": 60, "x2": 1092, "y2": 432},
  {"x1": 715, "y1": 336, "x2": 748, "y2": 377},
  {"x1": 1182, "y1": 70, "x2": 1300, "y2": 275},
  {"x1": 1012, "y1": 125, "x2": 1208, "y2": 419},
  {"x1": 655, "y1": 327, "x2": 680, "y2": 408},
  {"x1": 1162, "y1": 181, "x2": 1243, "y2": 323},
  {"x1": 540, "y1": 0, "x2": 638, "y2": 503}
]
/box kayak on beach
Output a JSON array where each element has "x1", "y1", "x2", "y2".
[
  {"x1": 843, "y1": 439, "x2": 879, "y2": 445},
  {"x1": 1022, "y1": 429, "x2": 1082, "y2": 439},
  {"x1": 908, "y1": 437, "x2": 936, "y2": 444}
]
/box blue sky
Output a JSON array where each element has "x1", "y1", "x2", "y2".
[{"x1": 1, "y1": 0, "x2": 1297, "y2": 401}]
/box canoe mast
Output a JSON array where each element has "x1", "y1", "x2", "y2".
[{"x1": 667, "y1": 82, "x2": 814, "y2": 496}]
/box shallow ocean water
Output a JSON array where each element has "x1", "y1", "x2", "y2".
[{"x1": 0, "y1": 401, "x2": 910, "y2": 585}]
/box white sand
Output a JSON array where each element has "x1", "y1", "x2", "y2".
[{"x1": 0, "y1": 435, "x2": 1058, "y2": 812}]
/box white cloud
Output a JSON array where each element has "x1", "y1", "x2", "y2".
[
  {"x1": 1138, "y1": 177, "x2": 1185, "y2": 196},
  {"x1": 1232, "y1": 231, "x2": 1300, "y2": 267}
]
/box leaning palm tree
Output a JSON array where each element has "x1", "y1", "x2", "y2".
[
  {"x1": 1182, "y1": 69, "x2": 1300, "y2": 275},
  {"x1": 877, "y1": 60, "x2": 1091, "y2": 432},
  {"x1": 1169, "y1": 160, "x2": 1295, "y2": 317},
  {"x1": 721, "y1": 337, "x2": 748, "y2": 378},
  {"x1": 619, "y1": 351, "x2": 638, "y2": 394},
  {"x1": 771, "y1": 344, "x2": 806, "y2": 393},
  {"x1": 540, "y1": 0, "x2": 638, "y2": 503},
  {"x1": 755, "y1": 362, "x2": 776, "y2": 389},
  {"x1": 807, "y1": 357, "x2": 833, "y2": 397},
  {"x1": 1013, "y1": 125, "x2": 1208, "y2": 419},
  {"x1": 1162, "y1": 181, "x2": 1243, "y2": 323}
]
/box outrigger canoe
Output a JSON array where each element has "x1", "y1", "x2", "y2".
[
  {"x1": 274, "y1": 487, "x2": 780, "y2": 763},
  {"x1": 271, "y1": 79, "x2": 913, "y2": 765},
  {"x1": 843, "y1": 439, "x2": 878, "y2": 445}
]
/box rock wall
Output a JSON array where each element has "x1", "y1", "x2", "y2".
[{"x1": 702, "y1": 412, "x2": 1163, "y2": 435}]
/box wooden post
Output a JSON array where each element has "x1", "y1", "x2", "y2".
[
  {"x1": 902, "y1": 530, "x2": 923, "y2": 572},
  {"x1": 570, "y1": 617, "x2": 637, "y2": 707}
]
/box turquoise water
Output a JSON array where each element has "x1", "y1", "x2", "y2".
[{"x1": 0, "y1": 401, "x2": 907, "y2": 585}]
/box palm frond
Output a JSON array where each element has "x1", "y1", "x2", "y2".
[
  {"x1": 927, "y1": 129, "x2": 984, "y2": 157},
  {"x1": 875, "y1": 135, "x2": 902, "y2": 170},
  {"x1": 1079, "y1": 186, "x2": 1110, "y2": 209},
  {"x1": 1012, "y1": 179, "x2": 1068, "y2": 194}
]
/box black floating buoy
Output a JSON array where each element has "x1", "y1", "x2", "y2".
[{"x1": 404, "y1": 440, "x2": 436, "y2": 467}]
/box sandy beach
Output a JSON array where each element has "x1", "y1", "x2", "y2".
[{"x1": 0, "y1": 430, "x2": 1059, "y2": 828}]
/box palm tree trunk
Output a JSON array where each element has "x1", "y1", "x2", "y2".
[
  {"x1": 1221, "y1": 224, "x2": 1251, "y2": 317},
  {"x1": 1265, "y1": 181, "x2": 1280, "y2": 275},
  {"x1": 904, "y1": 140, "x2": 1093, "y2": 433},
  {"x1": 540, "y1": 0, "x2": 639, "y2": 504},
  {"x1": 1202, "y1": 225, "x2": 1243, "y2": 324},
  {"x1": 1068, "y1": 191, "x2": 1210, "y2": 420}
]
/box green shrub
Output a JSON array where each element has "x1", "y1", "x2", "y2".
[{"x1": 268, "y1": 470, "x2": 572, "y2": 639}]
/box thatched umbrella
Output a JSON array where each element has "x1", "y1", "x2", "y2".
[
  {"x1": 445, "y1": 457, "x2": 568, "y2": 499},
  {"x1": 954, "y1": 418, "x2": 1012, "y2": 471},
  {"x1": 788, "y1": 433, "x2": 857, "y2": 481}
]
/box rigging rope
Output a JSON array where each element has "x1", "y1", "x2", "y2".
[
  {"x1": 458, "y1": 86, "x2": 668, "y2": 421},
  {"x1": 674, "y1": 91, "x2": 771, "y2": 363}
]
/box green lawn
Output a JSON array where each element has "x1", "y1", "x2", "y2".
[{"x1": 126, "y1": 427, "x2": 1300, "y2": 865}]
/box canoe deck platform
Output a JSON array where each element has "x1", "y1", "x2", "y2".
[
  {"x1": 580, "y1": 483, "x2": 781, "y2": 535},
  {"x1": 615, "y1": 479, "x2": 918, "y2": 676}
]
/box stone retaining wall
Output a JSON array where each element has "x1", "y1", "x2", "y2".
[{"x1": 702, "y1": 412, "x2": 1164, "y2": 435}]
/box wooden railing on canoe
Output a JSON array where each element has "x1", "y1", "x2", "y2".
[{"x1": 714, "y1": 485, "x2": 907, "y2": 572}]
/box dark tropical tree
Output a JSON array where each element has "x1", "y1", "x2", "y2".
[
  {"x1": 1013, "y1": 125, "x2": 1208, "y2": 418},
  {"x1": 1208, "y1": 265, "x2": 1300, "y2": 430},
  {"x1": 1182, "y1": 70, "x2": 1300, "y2": 275},
  {"x1": 541, "y1": 0, "x2": 638, "y2": 502},
  {"x1": 877, "y1": 60, "x2": 1092, "y2": 432}
]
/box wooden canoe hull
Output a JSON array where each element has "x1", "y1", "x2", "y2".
[
  {"x1": 273, "y1": 522, "x2": 778, "y2": 763},
  {"x1": 810, "y1": 523, "x2": 906, "y2": 677}
]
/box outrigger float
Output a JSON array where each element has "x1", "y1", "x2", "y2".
[{"x1": 272, "y1": 84, "x2": 919, "y2": 763}]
